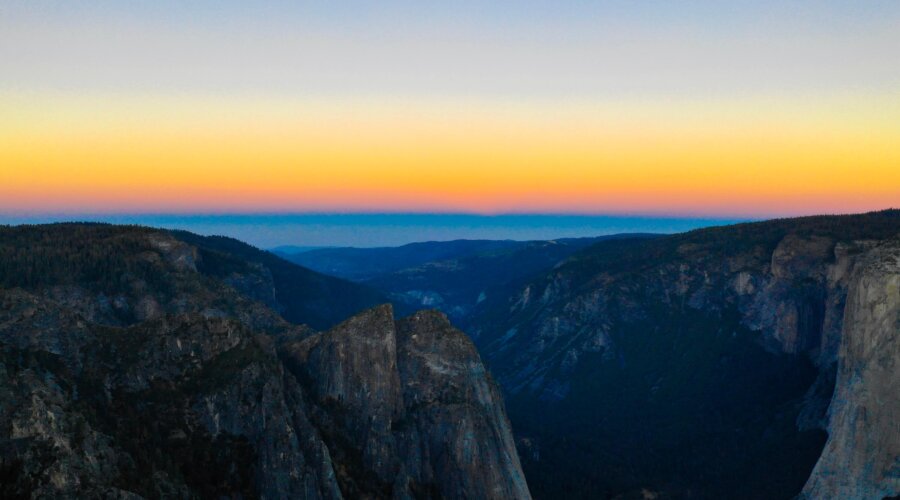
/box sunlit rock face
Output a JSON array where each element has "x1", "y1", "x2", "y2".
[
  {"x1": 281, "y1": 305, "x2": 531, "y2": 500},
  {"x1": 801, "y1": 238, "x2": 900, "y2": 500}
]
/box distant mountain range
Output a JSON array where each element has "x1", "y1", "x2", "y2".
[
  {"x1": 268, "y1": 245, "x2": 331, "y2": 254},
  {"x1": 274, "y1": 235, "x2": 658, "y2": 326},
  {"x1": 2, "y1": 211, "x2": 898, "y2": 499},
  {"x1": 281, "y1": 210, "x2": 900, "y2": 499}
]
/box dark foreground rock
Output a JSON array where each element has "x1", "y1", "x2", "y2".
[{"x1": 0, "y1": 224, "x2": 530, "y2": 499}]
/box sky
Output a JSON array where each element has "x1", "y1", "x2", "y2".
[{"x1": 1, "y1": 1, "x2": 899, "y2": 220}]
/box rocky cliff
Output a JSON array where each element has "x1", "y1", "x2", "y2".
[
  {"x1": 467, "y1": 210, "x2": 900, "y2": 498},
  {"x1": 0, "y1": 224, "x2": 530, "y2": 499},
  {"x1": 801, "y1": 238, "x2": 900, "y2": 499},
  {"x1": 281, "y1": 305, "x2": 530, "y2": 499}
]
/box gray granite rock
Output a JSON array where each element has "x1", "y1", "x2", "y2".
[{"x1": 801, "y1": 238, "x2": 900, "y2": 499}]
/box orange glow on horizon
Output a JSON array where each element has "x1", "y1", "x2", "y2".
[{"x1": 2, "y1": 91, "x2": 898, "y2": 217}]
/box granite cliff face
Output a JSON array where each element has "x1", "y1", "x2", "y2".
[
  {"x1": 0, "y1": 224, "x2": 530, "y2": 499},
  {"x1": 466, "y1": 210, "x2": 900, "y2": 498},
  {"x1": 3, "y1": 214, "x2": 897, "y2": 499},
  {"x1": 281, "y1": 305, "x2": 529, "y2": 499},
  {"x1": 801, "y1": 238, "x2": 900, "y2": 499}
]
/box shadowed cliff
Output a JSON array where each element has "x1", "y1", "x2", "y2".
[{"x1": 0, "y1": 224, "x2": 530, "y2": 499}]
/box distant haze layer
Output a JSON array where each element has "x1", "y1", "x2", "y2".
[{"x1": 0, "y1": 214, "x2": 746, "y2": 248}]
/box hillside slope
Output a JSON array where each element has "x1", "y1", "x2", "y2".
[
  {"x1": 0, "y1": 224, "x2": 530, "y2": 499},
  {"x1": 277, "y1": 239, "x2": 526, "y2": 280},
  {"x1": 172, "y1": 230, "x2": 387, "y2": 329},
  {"x1": 0, "y1": 224, "x2": 386, "y2": 330},
  {"x1": 280, "y1": 235, "x2": 657, "y2": 325},
  {"x1": 468, "y1": 210, "x2": 900, "y2": 498}
]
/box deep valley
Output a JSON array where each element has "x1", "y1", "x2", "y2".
[{"x1": 2, "y1": 210, "x2": 898, "y2": 499}]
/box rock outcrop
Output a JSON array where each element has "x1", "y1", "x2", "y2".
[
  {"x1": 801, "y1": 238, "x2": 900, "y2": 499},
  {"x1": 0, "y1": 224, "x2": 530, "y2": 499},
  {"x1": 281, "y1": 305, "x2": 530, "y2": 500},
  {"x1": 1, "y1": 290, "x2": 310, "y2": 498}
]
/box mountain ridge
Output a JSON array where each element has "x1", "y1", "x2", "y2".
[
  {"x1": 280, "y1": 234, "x2": 660, "y2": 327},
  {"x1": 0, "y1": 223, "x2": 530, "y2": 499},
  {"x1": 466, "y1": 209, "x2": 899, "y2": 498},
  {"x1": 2, "y1": 211, "x2": 897, "y2": 499}
]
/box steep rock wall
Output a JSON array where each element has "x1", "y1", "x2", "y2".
[{"x1": 802, "y1": 239, "x2": 900, "y2": 499}]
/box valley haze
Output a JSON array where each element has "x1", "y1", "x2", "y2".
[{"x1": 0, "y1": 213, "x2": 747, "y2": 248}]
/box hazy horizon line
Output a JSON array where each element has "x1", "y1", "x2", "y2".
[
  {"x1": 2, "y1": 210, "x2": 893, "y2": 248},
  {"x1": 5, "y1": 208, "x2": 886, "y2": 221}
]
